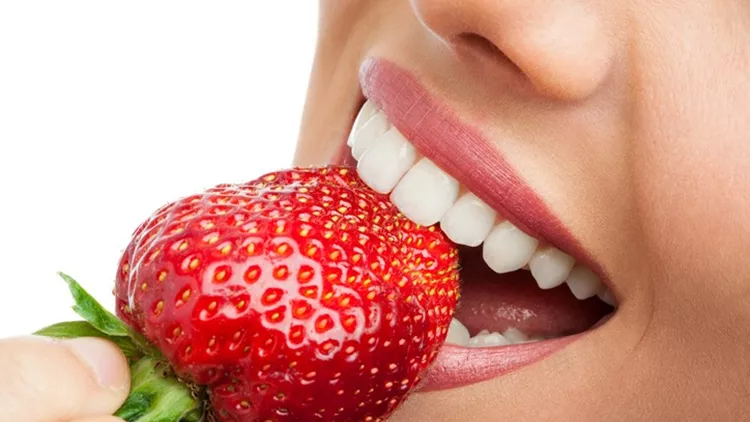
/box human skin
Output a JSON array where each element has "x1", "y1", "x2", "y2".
[
  {"x1": 293, "y1": 1, "x2": 750, "y2": 421},
  {"x1": 0, "y1": 336, "x2": 130, "y2": 422}
]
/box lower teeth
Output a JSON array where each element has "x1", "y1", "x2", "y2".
[
  {"x1": 468, "y1": 330, "x2": 511, "y2": 347},
  {"x1": 445, "y1": 319, "x2": 547, "y2": 348}
]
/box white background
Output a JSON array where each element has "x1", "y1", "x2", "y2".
[{"x1": 0, "y1": 2, "x2": 319, "y2": 337}]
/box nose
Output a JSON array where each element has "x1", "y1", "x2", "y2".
[{"x1": 410, "y1": 0, "x2": 615, "y2": 100}]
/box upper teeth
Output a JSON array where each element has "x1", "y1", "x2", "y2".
[{"x1": 348, "y1": 100, "x2": 615, "y2": 306}]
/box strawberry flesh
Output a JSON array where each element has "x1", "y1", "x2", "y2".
[{"x1": 114, "y1": 166, "x2": 460, "y2": 421}]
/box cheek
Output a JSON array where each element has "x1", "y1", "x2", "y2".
[
  {"x1": 293, "y1": 3, "x2": 381, "y2": 167},
  {"x1": 629, "y1": 6, "x2": 750, "y2": 298},
  {"x1": 635, "y1": 135, "x2": 749, "y2": 270}
]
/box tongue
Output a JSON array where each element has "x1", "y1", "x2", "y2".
[{"x1": 454, "y1": 247, "x2": 612, "y2": 338}]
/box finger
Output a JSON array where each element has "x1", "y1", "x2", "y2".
[
  {"x1": 0, "y1": 335, "x2": 131, "y2": 422},
  {"x1": 71, "y1": 417, "x2": 125, "y2": 422}
]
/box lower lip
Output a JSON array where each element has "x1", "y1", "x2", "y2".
[{"x1": 417, "y1": 335, "x2": 580, "y2": 392}]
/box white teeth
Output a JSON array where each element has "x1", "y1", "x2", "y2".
[
  {"x1": 566, "y1": 265, "x2": 603, "y2": 300},
  {"x1": 347, "y1": 100, "x2": 379, "y2": 148},
  {"x1": 356, "y1": 127, "x2": 417, "y2": 194},
  {"x1": 468, "y1": 331, "x2": 511, "y2": 348},
  {"x1": 597, "y1": 287, "x2": 616, "y2": 306},
  {"x1": 350, "y1": 111, "x2": 390, "y2": 160},
  {"x1": 529, "y1": 246, "x2": 576, "y2": 289},
  {"x1": 439, "y1": 192, "x2": 497, "y2": 247},
  {"x1": 448, "y1": 326, "x2": 540, "y2": 348},
  {"x1": 348, "y1": 103, "x2": 617, "y2": 309},
  {"x1": 482, "y1": 221, "x2": 540, "y2": 273},
  {"x1": 502, "y1": 327, "x2": 529, "y2": 344},
  {"x1": 445, "y1": 318, "x2": 471, "y2": 346},
  {"x1": 390, "y1": 158, "x2": 460, "y2": 226}
]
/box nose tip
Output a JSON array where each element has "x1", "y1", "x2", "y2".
[{"x1": 410, "y1": 0, "x2": 614, "y2": 100}]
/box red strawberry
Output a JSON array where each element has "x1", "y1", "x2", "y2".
[{"x1": 67, "y1": 165, "x2": 460, "y2": 421}]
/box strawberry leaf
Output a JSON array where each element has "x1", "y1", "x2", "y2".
[
  {"x1": 115, "y1": 391, "x2": 152, "y2": 421},
  {"x1": 58, "y1": 271, "x2": 131, "y2": 337},
  {"x1": 52, "y1": 272, "x2": 161, "y2": 357},
  {"x1": 34, "y1": 321, "x2": 142, "y2": 363}
]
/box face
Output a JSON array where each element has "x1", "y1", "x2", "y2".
[{"x1": 293, "y1": 1, "x2": 750, "y2": 420}]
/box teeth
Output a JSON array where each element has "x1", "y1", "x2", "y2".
[
  {"x1": 347, "y1": 100, "x2": 379, "y2": 148},
  {"x1": 356, "y1": 127, "x2": 417, "y2": 193},
  {"x1": 390, "y1": 158, "x2": 460, "y2": 226},
  {"x1": 502, "y1": 327, "x2": 529, "y2": 344},
  {"x1": 445, "y1": 318, "x2": 471, "y2": 346},
  {"x1": 597, "y1": 287, "x2": 616, "y2": 306},
  {"x1": 566, "y1": 265, "x2": 603, "y2": 300},
  {"x1": 447, "y1": 323, "x2": 541, "y2": 348},
  {"x1": 482, "y1": 221, "x2": 540, "y2": 273},
  {"x1": 350, "y1": 110, "x2": 390, "y2": 160},
  {"x1": 439, "y1": 192, "x2": 497, "y2": 247},
  {"x1": 348, "y1": 102, "x2": 616, "y2": 309},
  {"x1": 468, "y1": 330, "x2": 511, "y2": 348},
  {"x1": 529, "y1": 246, "x2": 576, "y2": 289}
]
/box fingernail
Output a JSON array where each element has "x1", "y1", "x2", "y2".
[{"x1": 65, "y1": 337, "x2": 127, "y2": 390}]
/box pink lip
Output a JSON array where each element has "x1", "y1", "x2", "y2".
[
  {"x1": 348, "y1": 57, "x2": 608, "y2": 392},
  {"x1": 418, "y1": 336, "x2": 579, "y2": 392}
]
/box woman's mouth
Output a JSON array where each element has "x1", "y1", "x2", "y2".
[{"x1": 331, "y1": 58, "x2": 616, "y2": 392}]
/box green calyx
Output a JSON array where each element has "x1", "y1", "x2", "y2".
[
  {"x1": 117, "y1": 356, "x2": 204, "y2": 422},
  {"x1": 34, "y1": 272, "x2": 205, "y2": 422}
]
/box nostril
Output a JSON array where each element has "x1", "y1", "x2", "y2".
[
  {"x1": 456, "y1": 33, "x2": 499, "y2": 55},
  {"x1": 411, "y1": 0, "x2": 612, "y2": 101},
  {"x1": 455, "y1": 32, "x2": 522, "y2": 73}
]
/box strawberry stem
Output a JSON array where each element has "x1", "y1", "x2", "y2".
[
  {"x1": 116, "y1": 356, "x2": 203, "y2": 422},
  {"x1": 35, "y1": 272, "x2": 205, "y2": 422}
]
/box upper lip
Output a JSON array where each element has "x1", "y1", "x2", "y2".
[{"x1": 356, "y1": 57, "x2": 607, "y2": 289}]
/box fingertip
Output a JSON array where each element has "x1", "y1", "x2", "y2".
[
  {"x1": 64, "y1": 337, "x2": 131, "y2": 395},
  {"x1": 0, "y1": 335, "x2": 132, "y2": 422}
]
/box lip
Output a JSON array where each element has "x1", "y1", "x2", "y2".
[
  {"x1": 417, "y1": 310, "x2": 612, "y2": 392},
  {"x1": 331, "y1": 57, "x2": 609, "y2": 392},
  {"x1": 417, "y1": 335, "x2": 580, "y2": 392}
]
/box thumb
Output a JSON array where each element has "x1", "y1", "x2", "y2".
[{"x1": 0, "y1": 335, "x2": 131, "y2": 422}]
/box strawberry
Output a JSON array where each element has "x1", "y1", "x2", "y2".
[{"x1": 37, "y1": 166, "x2": 460, "y2": 422}]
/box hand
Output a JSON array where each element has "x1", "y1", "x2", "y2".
[{"x1": 0, "y1": 335, "x2": 131, "y2": 422}]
